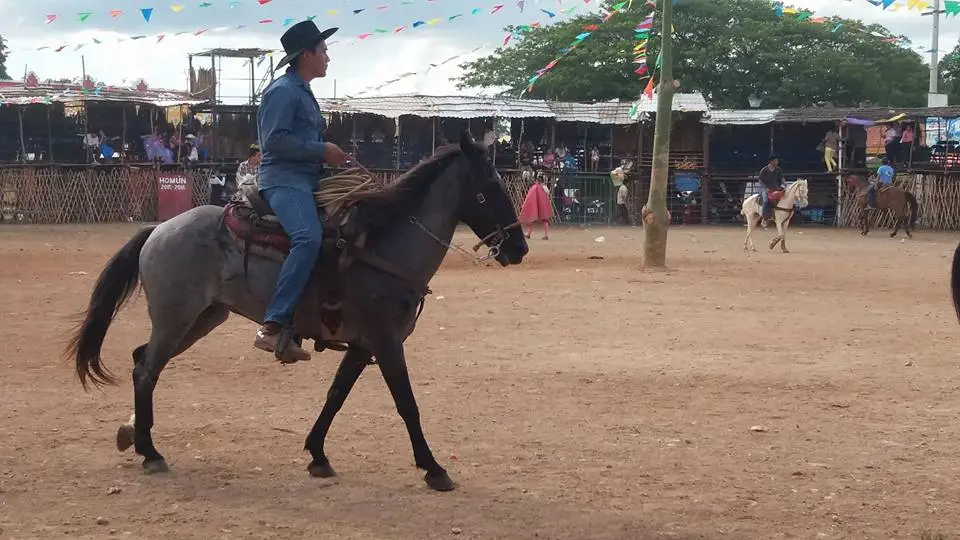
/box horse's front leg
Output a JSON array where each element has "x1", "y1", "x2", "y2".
[
  {"x1": 374, "y1": 338, "x2": 454, "y2": 491},
  {"x1": 304, "y1": 346, "x2": 371, "y2": 478},
  {"x1": 861, "y1": 208, "x2": 870, "y2": 236},
  {"x1": 779, "y1": 218, "x2": 790, "y2": 253},
  {"x1": 768, "y1": 214, "x2": 783, "y2": 251}
]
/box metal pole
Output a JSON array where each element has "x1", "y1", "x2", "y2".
[
  {"x1": 930, "y1": 0, "x2": 941, "y2": 96},
  {"x1": 431, "y1": 118, "x2": 436, "y2": 153},
  {"x1": 249, "y1": 56, "x2": 255, "y2": 105}
]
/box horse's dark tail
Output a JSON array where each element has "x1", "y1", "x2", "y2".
[
  {"x1": 905, "y1": 192, "x2": 919, "y2": 229},
  {"x1": 67, "y1": 225, "x2": 156, "y2": 390}
]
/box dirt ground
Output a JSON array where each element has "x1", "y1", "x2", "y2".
[{"x1": 1, "y1": 223, "x2": 959, "y2": 540}]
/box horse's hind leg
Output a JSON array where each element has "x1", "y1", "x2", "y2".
[
  {"x1": 117, "y1": 304, "x2": 229, "y2": 473},
  {"x1": 304, "y1": 346, "x2": 371, "y2": 478},
  {"x1": 890, "y1": 215, "x2": 901, "y2": 238}
]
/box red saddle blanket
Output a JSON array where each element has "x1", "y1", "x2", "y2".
[
  {"x1": 222, "y1": 203, "x2": 293, "y2": 252},
  {"x1": 767, "y1": 189, "x2": 785, "y2": 202}
]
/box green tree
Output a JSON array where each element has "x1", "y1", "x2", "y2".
[
  {"x1": 0, "y1": 37, "x2": 9, "y2": 80},
  {"x1": 939, "y1": 40, "x2": 960, "y2": 104},
  {"x1": 458, "y1": 0, "x2": 929, "y2": 108}
]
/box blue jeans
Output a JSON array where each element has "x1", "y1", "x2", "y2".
[
  {"x1": 260, "y1": 186, "x2": 322, "y2": 326},
  {"x1": 759, "y1": 189, "x2": 770, "y2": 217},
  {"x1": 867, "y1": 184, "x2": 877, "y2": 208}
]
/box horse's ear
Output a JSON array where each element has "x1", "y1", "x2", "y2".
[{"x1": 459, "y1": 130, "x2": 475, "y2": 155}]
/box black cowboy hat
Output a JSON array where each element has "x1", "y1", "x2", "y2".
[{"x1": 276, "y1": 20, "x2": 337, "y2": 70}]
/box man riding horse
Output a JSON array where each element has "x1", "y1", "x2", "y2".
[
  {"x1": 254, "y1": 21, "x2": 350, "y2": 363},
  {"x1": 758, "y1": 156, "x2": 785, "y2": 225},
  {"x1": 867, "y1": 158, "x2": 895, "y2": 210}
]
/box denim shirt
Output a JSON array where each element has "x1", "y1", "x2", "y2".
[{"x1": 257, "y1": 69, "x2": 327, "y2": 193}]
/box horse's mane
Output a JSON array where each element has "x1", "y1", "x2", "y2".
[{"x1": 316, "y1": 143, "x2": 468, "y2": 231}]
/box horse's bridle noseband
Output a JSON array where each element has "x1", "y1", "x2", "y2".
[{"x1": 467, "y1": 186, "x2": 521, "y2": 259}]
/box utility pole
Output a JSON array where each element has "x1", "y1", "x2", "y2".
[{"x1": 923, "y1": 0, "x2": 946, "y2": 105}]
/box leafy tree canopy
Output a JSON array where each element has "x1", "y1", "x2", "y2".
[
  {"x1": 0, "y1": 37, "x2": 9, "y2": 80},
  {"x1": 938, "y1": 40, "x2": 960, "y2": 104},
  {"x1": 458, "y1": 0, "x2": 930, "y2": 108}
]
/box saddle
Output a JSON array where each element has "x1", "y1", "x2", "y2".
[
  {"x1": 757, "y1": 189, "x2": 784, "y2": 220},
  {"x1": 221, "y1": 184, "x2": 425, "y2": 353}
]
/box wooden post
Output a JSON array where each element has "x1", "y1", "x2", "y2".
[
  {"x1": 351, "y1": 114, "x2": 358, "y2": 156},
  {"x1": 608, "y1": 125, "x2": 615, "y2": 171},
  {"x1": 395, "y1": 117, "x2": 401, "y2": 170},
  {"x1": 636, "y1": 120, "x2": 644, "y2": 166},
  {"x1": 641, "y1": 0, "x2": 675, "y2": 268},
  {"x1": 211, "y1": 53, "x2": 218, "y2": 160},
  {"x1": 17, "y1": 106, "x2": 26, "y2": 162},
  {"x1": 582, "y1": 125, "x2": 588, "y2": 171},
  {"x1": 121, "y1": 106, "x2": 127, "y2": 161},
  {"x1": 81, "y1": 56, "x2": 88, "y2": 138},
  {"x1": 701, "y1": 123, "x2": 712, "y2": 224},
  {"x1": 46, "y1": 106, "x2": 53, "y2": 161}
]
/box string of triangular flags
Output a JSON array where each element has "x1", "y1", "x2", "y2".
[
  {"x1": 858, "y1": 0, "x2": 960, "y2": 14},
  {"x1": 521, "y1": 0, "x2": 631, "y2": 96},
  {"x1": 776, "y1": 2, "x2": 944, "y2": 52},
  {"x1": 632, "y1": 2, "x2": 655, "y2": 80},
  {"x1": 39, "y1": 0, "x2": 505, "y2": 25},
  {"x1": 348, "y1": 45, "x2": 487, "y2": 97},
  {"x1": 502, "y1": 4, "x2": 580, "y2": 46},
  {"x1": 14, "y1": 1, "x2": 542, "y2": 54}
]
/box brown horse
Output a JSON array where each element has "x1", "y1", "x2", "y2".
[{"x1": 844, "y1": 174, "x2": 919, "y2": 238}]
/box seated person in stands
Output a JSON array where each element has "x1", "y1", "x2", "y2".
[{"x1": 236, "y1": 144, "x2": 262, "y2": 187}]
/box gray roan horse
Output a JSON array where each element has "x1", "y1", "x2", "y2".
[{"x1": 67, "y1": 132, "x2": 528, "y2": 491}]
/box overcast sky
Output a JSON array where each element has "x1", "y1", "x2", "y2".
[{"x1": 0, "y1": 0, "x2": 957, "y2": 102}]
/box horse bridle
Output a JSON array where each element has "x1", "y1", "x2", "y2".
[
  {"x1": 464, "y1": 166, "x2": 522, "y2": 260},
  {"x1": 409, "y1": 160, "x2": 521, "y2": 264}
]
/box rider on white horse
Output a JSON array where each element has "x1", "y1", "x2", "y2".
[{"x1": 758, "y1": 155, "x2": 785, "y2": 225}]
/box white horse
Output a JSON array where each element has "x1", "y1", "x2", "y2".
[{"x1": 741, "y1": 179, "x2": 809, "y2": 253}]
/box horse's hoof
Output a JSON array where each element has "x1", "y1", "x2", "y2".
[
  {"x1": 424, "y1": 471, "x2": 456, "y2": 492},
  {"x1": 142, "y1": 459, "x2": 169, "y2": 475},
  {"x1": 116, "y1": 425, "x2": 135, "y2": 452},
  {"x1": 782, "y1": 249, "x2": 790, "y2": 254},
  {"x1": 307, "y1": 460, "x2": 336, "y2": 478}
]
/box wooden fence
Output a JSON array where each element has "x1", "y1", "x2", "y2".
[
  {"x1": 836, "y1": 171, "x2": 960, "y2": 230},
  {"x1": 6, "y1": 164, "x2": 960, "y2": 231},
  {"x1": 0, "y1": 164, "x2": 214, "y2": 224},
  {"x1": 0, "y1": 164, "x2": 533, "y2": 225}
]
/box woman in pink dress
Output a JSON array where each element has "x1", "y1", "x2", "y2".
[{"x1": 519, "y1": 176, "x2": 555, "y2": 240}]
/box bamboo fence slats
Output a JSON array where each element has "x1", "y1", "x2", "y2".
[
  {"x1": 6, "y1": 163, "x2": 960, "y2": 231},
  {"x1": 0, "y1": 165, "x2": 213, "y2": 224},
  {"x1": 837, "y1": 172, "x2": 960, "y2": 230}
]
